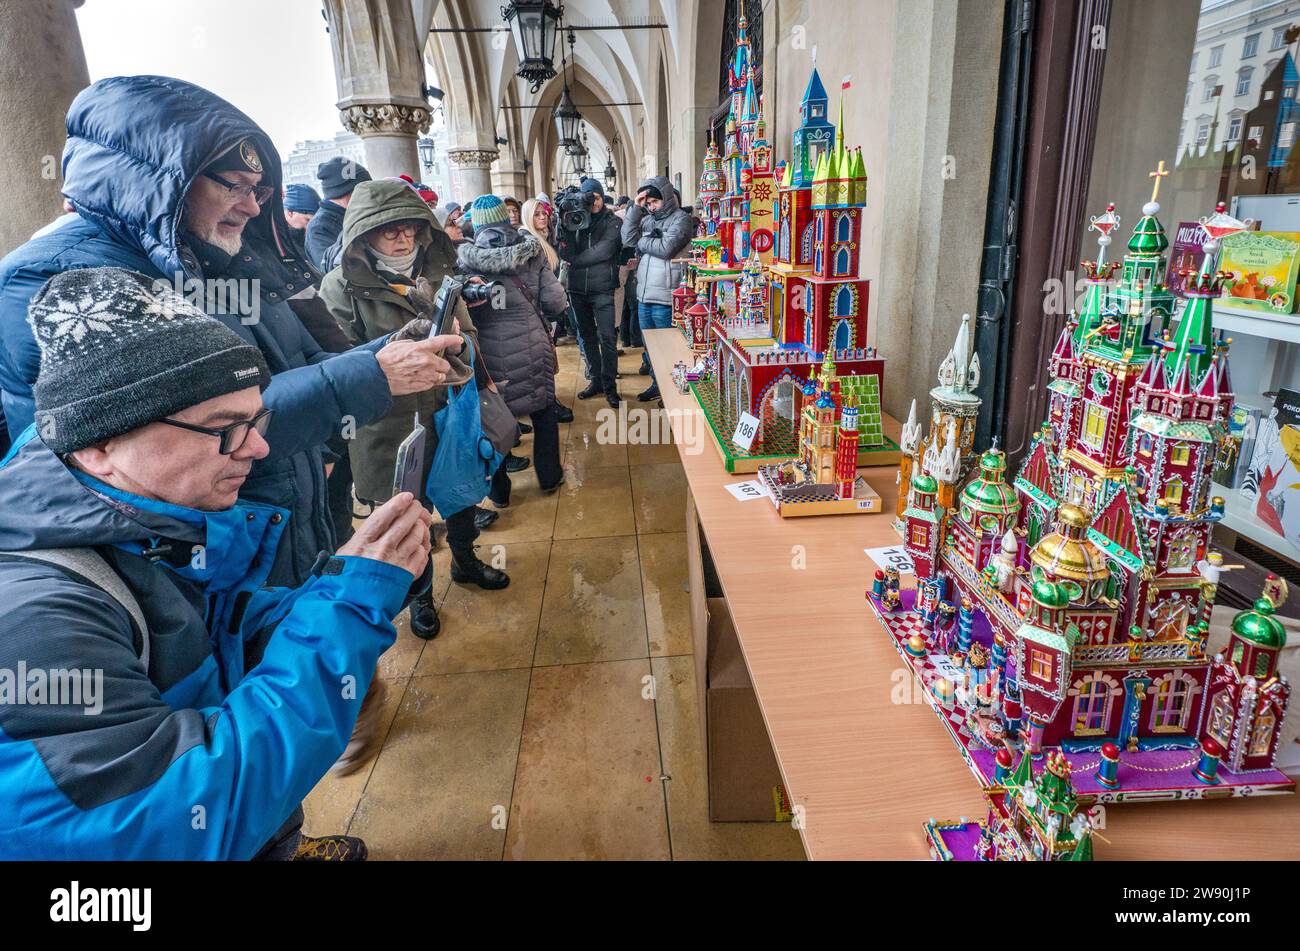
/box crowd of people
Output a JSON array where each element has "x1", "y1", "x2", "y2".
[{"x1": 0, "y1": 75, "x2": 694, "y2": 860}]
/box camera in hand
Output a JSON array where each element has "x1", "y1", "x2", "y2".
[
  {"x1": 556, "y1": 186, "x2": 594, "y2": 233},
  {"x1": 430, "y1": 275, "x2": 502, "y2": 336}
]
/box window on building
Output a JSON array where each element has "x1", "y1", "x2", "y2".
[
  {"x1": 835, "y1": 285, "x2": 854, "y2": 317},
  {"x1": 910, "y1": 526, "x2": 928, "y2": 547},
  {"x1": 1072, "y1": 678, "x2": 1110, "y2": 735},
  {"x1": 1231, "y1": 640, "x2": 1246, "y2": 667},
  {"x1": 836, "y1": 213, "x2": 851, "y2": 241},
  {"x1": 1244, "y1": 33, "x2": 1260, "y2": 58},
  {"x1": 1167, "y1": 530, "x2": 1196, "y2": 569},
  {"x1": 1210, "y1": 45, "x2": 1224, "y2": 67},
  {"x1": 1249, "y1": 124, "x2": 1265, "y2": 143},
  {"x1": 1203, "y1": 78, "x2": 1219, "y2": 102},
  {"x1": 803, "y1": 316, "x2": 813, "y2": 349},
  {"x1": 1165, "y1": 477, "x2": 1184, "y2": 505},
  {"x1": 1082, "y1": 403, "x2": 1108, "y2": 449},
  {"x1": 1190, "y1": 51, "x2": 1199, "y2": 71},
  {"x1": 800, "y1": 223, "x2": 814, "y2": 263},
  {"x1": 1030, "y1": 649, "x2": 1053, "y2": 681},
  {"x1": 1272, "y1": 26, "x2": 1289, "y2": 50},
  {"x1": 1208, "y1": 692, "x2": 1234, "y2": 746},
  {"x1": 1228, "y1": 115, "x2": 1243, "y2": 142},
  {"x1": 834, "y1": 246, "x2": 850, "y2": 275},
  {"x1": 1171, "y1": 443, "x2": 1190, "y2": 465},
  {"x1": 833, "y1": 318, "x2": 852, "y2": 350},
  {"x1": 1151, "y1": 675, "x2": 1193, "y2": 732},
  {"x1": 1236, "y1": 67, "x2": 1254, "y2": 97},
  {"x1": 1282, "y1": 121, "x2": 1298, "y2": 149},
  {"x1": 1251, "y1": 709, "x2": 1277, "y2": 755},
  {"x1": 1196, "y1": 121, "x2": 1211, "y2": 145},
  {"x1": 1255, "y1": 650, "x2": 1272, "y2": 679},
  {"x1": 1153, "y1": 599, "x2": 1190, "y2": 641}
]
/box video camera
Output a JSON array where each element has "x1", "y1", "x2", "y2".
[{"x1": 556, "y1": 186, "x2": 595, "y2": 234}]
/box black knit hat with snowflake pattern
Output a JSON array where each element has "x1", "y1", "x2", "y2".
[{"x1": 28, "y1": 267, "x2": 270, "y2": 453}]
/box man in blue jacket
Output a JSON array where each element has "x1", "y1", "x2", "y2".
[
  {"x1": 0, "y1": 76, "x2": 453, "y2": 589},
  {"x1": 0, "y1": 267, "x2": 430, "y2": 860}
]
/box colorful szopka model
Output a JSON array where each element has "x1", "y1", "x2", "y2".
[
  {"x1": 871, "y1": 172, "x2": 1294, "y2": 804},
  {"x1": 755, "y1": 352, "x2": 883, "y2": 516},
  {"x1": 683, "y1": 19, "x2": 899, "y2": 474},
  {"x1": 926, "y1": 749, "x2": 1098, "y2": 861}
]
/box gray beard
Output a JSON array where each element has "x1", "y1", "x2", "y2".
[
  {"x1": 196, "y1": 226, "x2": 244, "y2": 256},
  {"x1": 182, "y1": 209, "x2": 245, "y2": 256}
]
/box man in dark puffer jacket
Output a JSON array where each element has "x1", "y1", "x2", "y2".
[
  {"x1": 0, "y1": 76, "x2": 455, "y2": 587},
  {"x1": 557, "y1": 178, "x2": 624, "y2": 407}
]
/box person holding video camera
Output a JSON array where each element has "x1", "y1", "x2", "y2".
[
  {"x1": 557, "y1": 178, "x2": 624, "y2": 407},
  {"x1": 320, "y1": 179, "x2": 509, "y2": 658}
]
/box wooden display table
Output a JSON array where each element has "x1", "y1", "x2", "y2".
[{"x1": 645, "y1": 328, "x2": 1300, "y2": 860}]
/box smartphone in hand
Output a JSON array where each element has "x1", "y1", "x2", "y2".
[{"x1": 392, "y1": 412, "x2": 428, "y2": 499}]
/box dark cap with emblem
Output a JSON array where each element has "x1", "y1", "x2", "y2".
[
  {"x1": 206, "y1": 137, "x2": 265, "y2": 176},
  {"x1": 316, "y1": 155, "x2": 372, "y2": 199},
  {"x1": 28, "y1": 268, "x2": 271, "y2": 453}
]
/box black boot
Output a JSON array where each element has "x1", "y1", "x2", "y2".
[
  {"x1": 578, "y1": 381, "x2": 603, "y2": 400},
  {"x1": 409, "y1": 592, "x2": 441, "y2": 639},
  {"x1": 606, "y1": 390, "x2": 622, "y2": 408},
  {"x1": 451, "y1": 550, "x2": 510, "y2": 590},
  {"x1": 518, "y1": 421, "x2": 534, "y2": 435},
  {"x1": 473, "y1": 505, "x2": 499, "y2": 530},
  {"x1": 637, "y1": 384, "x2": 661, "y2": 402},
  {"x1": 505, "y1": 453, "x2": 531, "y2": 473},
  {"x1": 554, "y1": 402, "x2": 574, "y2": 423}
]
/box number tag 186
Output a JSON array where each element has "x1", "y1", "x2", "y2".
[{"x1": 732, "y1": 412, "x2": 761, "y2": 452}]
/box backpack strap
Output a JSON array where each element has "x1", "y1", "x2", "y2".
[{"x1": 2, "y1": 548, "x2": 150, "y2": 669}]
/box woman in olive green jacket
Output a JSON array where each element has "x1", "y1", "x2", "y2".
[{"x1": 319, "y1": 178, "x2": 510, "y2": 642}]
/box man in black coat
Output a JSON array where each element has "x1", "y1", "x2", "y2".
[
  {"x1": 306, "y1": 156, "x2": 371, "y2": 270},
  {"x1": 557, "y1": 178, "x2": 624, "y2": 407}
]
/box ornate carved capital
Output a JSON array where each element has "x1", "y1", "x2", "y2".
[
  {"x1": 341, "y1": 102, "x2": 431, "y2": 137},
  {"x1": 447, "y1": 148, "x2": 500, "y2": 169}
]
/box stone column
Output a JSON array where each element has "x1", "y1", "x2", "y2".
[
  {"x1": 0, "y1": 0, "x2": 90, "y2": 256},
  {"x1": 341, "y1": 103, "x2": 431, "y2": 180},
  {"x1": 490, "y1": 154, "x2": 530, "y2": 199},
  {"x1": 324, "y1": 0, "x2": 430, "y2": 180},
  {"x1": 447, "y1": 148, "x2": 499, "y2": 202}
]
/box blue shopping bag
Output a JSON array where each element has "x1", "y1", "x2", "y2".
[{"x1": 424, "y1": 338, "x2": 504, "y2": 518}]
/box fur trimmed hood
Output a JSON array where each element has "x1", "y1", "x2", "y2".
[{"x1": 457, "y1": 230, "x2": 542, "y2": 276}]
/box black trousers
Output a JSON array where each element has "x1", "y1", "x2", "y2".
[
  {"x1": 620, "y1": 276, "x2": 643, "y2": 347},
  {"x1": 570, "y1": 290, "x2": 619, "y2": 394},
  {"x1": 491, "y1": 404, "x2": 563, "y2": 504}
]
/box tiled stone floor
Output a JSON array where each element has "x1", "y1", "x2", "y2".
[{"x1": 303, "y1": 343, "x2": 806, "y2": 860}]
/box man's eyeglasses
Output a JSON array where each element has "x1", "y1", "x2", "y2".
[
  {"x1": 158, "y1": 408, "x2": 273, "y2": 454},
  {"x1": 203, "y1": 172, "x2": 275, "y2": 206},
  {"x1": 376, "y1": 221, "x2": 422, "y2": 240}
]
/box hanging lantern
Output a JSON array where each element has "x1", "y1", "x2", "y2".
[
  {"x1": 552, "y1": 85, "x2": 583, "y2": 152},
  {"x1": 502, "y1": 1, "x2": 563, "y2": 94},
  {"x1": 604, "y1": 153, "x2": 616, "y2": 189},
  {"x1": 417, "y1": 137, "x2": 436, "y2": 172}
]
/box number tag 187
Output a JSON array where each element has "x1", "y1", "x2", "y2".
[{"x1": 732, "y1": 412, "x2": 761, "y2": 452}]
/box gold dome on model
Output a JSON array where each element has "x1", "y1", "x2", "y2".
[{"x1": 1030, "y1": 504, "x2": 1109, "y2": 584}]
